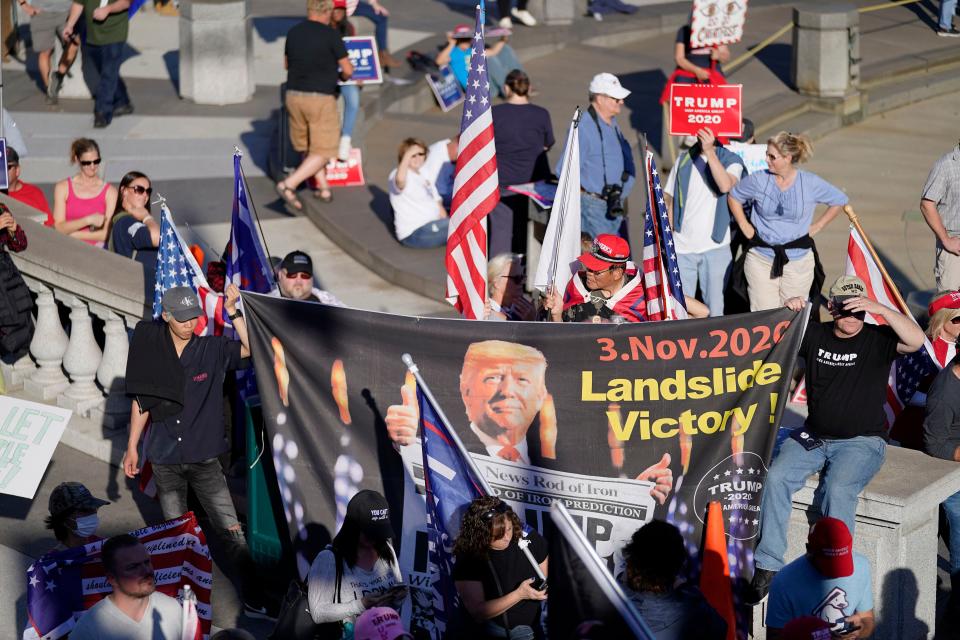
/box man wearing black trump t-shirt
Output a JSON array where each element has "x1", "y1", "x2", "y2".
[{"x1": 747, "y1": 276, "x2": 925, "y2": 604}]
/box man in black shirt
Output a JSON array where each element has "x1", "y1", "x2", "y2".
[
  {"x1": 276, "y1": 0, "x2": 354, "y2": 209},
  {"x1": 748, "y1": 276, "x2": 925, "y2": 604},
  {"x1": 122, "y1": 284, "x2": 269, "y2": 616},
  {"x1": 276, "y1": 249, "x2": 342, "y2": 305}
]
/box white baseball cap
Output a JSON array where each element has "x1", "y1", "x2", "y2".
[{"x1": 589, "y1": 72, "x2": 631, "y2": 100}]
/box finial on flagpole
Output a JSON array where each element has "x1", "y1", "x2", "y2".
[
  {"x1": 573, "y1": 106, "x2": 582, "y2": 128},
  {"x1": 234, "y1": 145, "x2": 243, "y2": 157},
  {"x1": 152, "y1": 193, "x2": 167, "y2": 207}
]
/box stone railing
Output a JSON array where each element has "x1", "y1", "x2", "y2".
[{"x1": 0, "y1": 195, "x2": 148, "y2": 433}]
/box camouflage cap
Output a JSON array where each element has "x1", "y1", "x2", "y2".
[{"x1": 48, "y1": 482, "x2": 110, "y2": 518}]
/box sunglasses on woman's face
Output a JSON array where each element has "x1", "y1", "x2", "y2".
[
  {"x1": 129, "y1": 185, "x2": 152, "y2": 195},
  {"x1": 80, "y1": 158, "x2": 102, "y2": 167},
  {"x1": 951, "y1": 316, "x2": 960, "y2": 325},
  {"x1": 481, "y1": 501, "x2": 511, "y2": 522}
]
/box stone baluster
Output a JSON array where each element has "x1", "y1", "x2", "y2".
[
  {"x1": 23, "y1": 284, "x2": 70, "y2": 400},
  {"x1": 58, "y1": 295, "x2": 105, "y2": 416},
  {"x1": 90, "y1": 307, "x2": 130, "y2": 430},
  {"x1": 0, "y1": 353, "x2": 36, "y2": 391}
]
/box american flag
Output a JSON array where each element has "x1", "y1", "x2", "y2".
[
  {"x1": 26, "y1": 512, "x2": 212, "y2": 639},
  {"x1": 153, "y1": 206, "x2": 225, "y2": 337},
  {"x1": 642, "y1": 151, "x2": 688, "y2": 321},
  {"x1": 445, "y1": 2, "x2": 499, "y2": 319},
  {"x1": 846, "y1": 225, "x2": 940, "y2": 426}
]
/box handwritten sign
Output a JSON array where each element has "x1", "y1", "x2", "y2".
[
  {"x1": 669, "y1": 83, "x2": 743, "y2": 137},
  {"x1": 728, "y1": 142, "x2": 767, "y2": 175},
  {"x1": 0, "y1": 397, "x2": 71, "y2": 499},
  {"x1": 690, "y1": 0, "x2": 748, "y2": 47},
  {"x1": 340, "y1": 36, "x2": 382, "y2": 86}
]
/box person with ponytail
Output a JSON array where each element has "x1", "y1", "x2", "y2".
[{"x1": 727, "y1": 131, "x2": 848, "y2": 311}]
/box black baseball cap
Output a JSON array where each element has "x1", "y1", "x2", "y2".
[
  {"x1": 346, "y1": 490, "x2": 394, "y2": 541},
  {"x1": 6, "y1": 146, "x2": 19, "y2": 166},
  {"x1": 48, "y1": 482, "x2": 110, "y2": 518},
  {"x1": 280, "y1": 250, "x2": 313, "y2": 276}
]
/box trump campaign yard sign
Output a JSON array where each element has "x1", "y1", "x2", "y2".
[{"x1": 669, "y1": 84, "x2": 743, "y2": 138}]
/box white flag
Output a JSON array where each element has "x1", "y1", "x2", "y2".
[{"x1": 534, "y1": 109, "x2": 582, "y2": 293}]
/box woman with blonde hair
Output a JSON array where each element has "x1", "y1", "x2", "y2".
[
  {"x1": 727, "y1": 132, "x2": 848, "y2": 310},
  {"x1": 51, "y1": 138, "x2": 117, "y2": 247}
]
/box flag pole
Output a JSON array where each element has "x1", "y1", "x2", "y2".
[
  {"x1": 843, "y1": 205, "x2": 910, "y2": 312},
  {"x1": 401, "y1": 353, "x2": 495, "y2": 495},
  {"x1": 546, "y1": 107, "x2": 582, "y2": 291}
]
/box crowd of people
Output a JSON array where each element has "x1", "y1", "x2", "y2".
[{"x1": 4, "y1": 1, "x2": 960, "y2": 639}]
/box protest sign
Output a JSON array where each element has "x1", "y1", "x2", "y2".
[
  {"x1": 0, "y1": 139, "x2": 8, "y2": 190},
  {"x1": 0, "y1": 397, "x2": 70, "y2": 499},
  {"x1": 341, "y1": 36, "x2": 382, "y2": 85},
  {"x1": 728, "y1": 142, "x2": 768, "y2": 175},
  {"x1": 690, "y1": 0, "x2": 748, "y2": 47},
  {"x1": 242, "y1": 294, "x2": 804, "y2": 635},
  {"x1": 669, "y1": 83, "x2": 743, "y2": 137},
  {"x1": 325, "y1": 148, "x2": 365, "y2": 187},
  {"x1": 426, "y1": 66, "x2": 465, "y2": 113}
]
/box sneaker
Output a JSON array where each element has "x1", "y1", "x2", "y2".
[
  {"x1": 338, "y1": 135, "x2": 352, "y2": 161},
  {"x1": 592, "y1": 11, "x2": 603, "y2": 21},
  {"x1": 113, "y1": 103, "x2": 135, "y2": 117},
  {"x1": 243, "y1": 601, "x2": 277, "y2": 621},
  {"x1": 498, "y1": 16, "x2": 512, "y2": 28},
  {"x1": 937, "y1": 27, "x2": 960, "y2": 36},
  {"x1": 511, "y1": 8, "x2": 537, "y2": 26},
  {"x1": 93, "y1": 113, "x2": 110, "y2": 128},
  {"x1": 745, "y1": 568, "x2": 777, "y2": 605}
]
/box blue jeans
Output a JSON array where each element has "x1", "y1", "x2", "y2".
[
  {"x1": 580, "y1": 192, "x2": 626, "y2": 239},
  {"x1": 483, "y1": 622, "x2": 537, "y2": 640},
  {"x1": 340, "y1": 83, "x2": 359, "y2": 138},
  {"x1": 401, "y1": 218, "x2": 449, "y2": 248},
  {"x1": 353, "y1": 1, "x2": 389, "y2": 50},
  {"x1": 941, "y1": 0, "x2": 958, "y2": 28},
  {"x1": 754, "y1": 435, "x2": 886, "y2": 571},
  {"x1": 943, "y1": 492, "x2": 960, "y2": 578},
  {"x1": 677, "y1": 246, "x2": 731, "y2": 317},
  {"x1": 84, "y1": 41, "x2": 130, "y2": 120},
  {"x1": 486, "y1": 44, "x2": 522, "y2": 97}
]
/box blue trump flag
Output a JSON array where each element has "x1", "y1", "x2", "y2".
[
  {"x1": 225, "y1": 152, "x2": 275, "y2": 298},
  {"x1": 415, "y1": 368, "x2": 492, "y2": 633}
]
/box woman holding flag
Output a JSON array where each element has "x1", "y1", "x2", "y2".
[{"x1": 452, "y1": 497, "x2": 548, "y2": 640}]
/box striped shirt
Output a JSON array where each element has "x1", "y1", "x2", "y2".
[{"x1": 922, "y1": 145, "x2": 960, "y2": 234}]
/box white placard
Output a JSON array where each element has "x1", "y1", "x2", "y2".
[
  {"x1": 690, "y1": 0, "x2": 748, "y2": 47},
  {"x1": 727, "y1": 142, "x2": 767, "y2": 175},
  {"x1": 0, "y1": 397, "x2": 71, "y2": 499}
]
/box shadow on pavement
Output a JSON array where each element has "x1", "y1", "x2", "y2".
[{"x1": 619, "y1": 68, "x2": 667, "y2": 157}]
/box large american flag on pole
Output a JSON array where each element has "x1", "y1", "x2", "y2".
[
  {"x1": 845, "y1": 225, "x2": 940, "y2": 427},
  {"x1": 153, "y1": 205, "x2": 225, "y2": 337},
  {"x1": 642, "y1": 151, "x2": 688, "y2": 321},
  {"x1": 445, "y1": 1, "x2": 499, "y2": 319},
  {"x1": 26, "y1": 512, "x2": 212, "y2": 639}
]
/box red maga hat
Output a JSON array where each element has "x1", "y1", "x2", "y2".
[
  {"x1": 578, "y1": 234, "x2": 630, "y2": 272},
  {"x1": 929, "y1": 290, "x2": 960, "y2": 317},
  {"x1": 807, "y1": 517, "x2": 854, "y2": 579}
]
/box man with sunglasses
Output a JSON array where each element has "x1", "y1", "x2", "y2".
[
  {"x1": 3, "y1": 147, "x2": 52, "y2": 224},
  {"x1": 555, "y1": 73, "x2": 636, "y2": 239},
  {"x1": 747, "y1": 276, "x2": 925, "y2": 604},
  {"x1": 275, "y1": 250, "x2": 343, "y2": 306}
]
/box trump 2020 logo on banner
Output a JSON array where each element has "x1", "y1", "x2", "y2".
[{"x1": 341, "y1": 36, "x2": 383, "y2": 85}]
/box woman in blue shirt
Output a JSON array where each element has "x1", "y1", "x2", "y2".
[{"x1": 728, "y1": 132, "x2": 848, "y2": 311}]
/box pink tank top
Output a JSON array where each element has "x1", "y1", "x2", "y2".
[{"x1": 66, "y1": 178, "x2": 110, "y2": 247}]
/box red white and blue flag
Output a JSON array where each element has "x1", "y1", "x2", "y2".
[
  {"x1": 418, "y1": 384, "x2": 489, "y2": 632},
  {"x1": 153, "y1": 206, "x2": 225, "y2": 337},
  {"x1": 845, "y1": 225, "x2": 940, "y2": 426},
  {"x1": 26, "y1": 512, "x2": 212, "y2": 639},
  {"x1": 446, "y1": 2, "x2": 499, "y2": 319},
  {"x1": 642, "y1": 151, "x2": 688, "y2": 321},
  {"x1": 225, "y1": 152, "x2": 276, "y2": 300}
]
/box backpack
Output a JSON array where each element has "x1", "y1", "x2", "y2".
[{"x1": 269, "y1": 547, "x2": 345, "y2": 640}]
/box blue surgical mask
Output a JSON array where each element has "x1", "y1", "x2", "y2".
[{"x1": 71, "y1": 513, "x2": 99, "y2": 538}]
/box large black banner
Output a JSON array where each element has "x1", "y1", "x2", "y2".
[{"x1": 241, "y1": 294, "x2": 804, "y2": 633}]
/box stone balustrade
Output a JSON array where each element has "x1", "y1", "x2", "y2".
[{"x1": 0, "y1": 195, "x2": 149, "y2": 432}]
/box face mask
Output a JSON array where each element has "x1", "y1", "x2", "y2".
[{"x1": 71, "y1": 513, "x2": 99, "y2": 538}]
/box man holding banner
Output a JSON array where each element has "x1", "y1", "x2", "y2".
[{"x1": 748, "y1": 276, "x2": 925, "y2": 603}]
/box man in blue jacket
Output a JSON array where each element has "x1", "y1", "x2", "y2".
[{"x1": 663, "y1": 126, "x2": 745, "y2": 316}]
